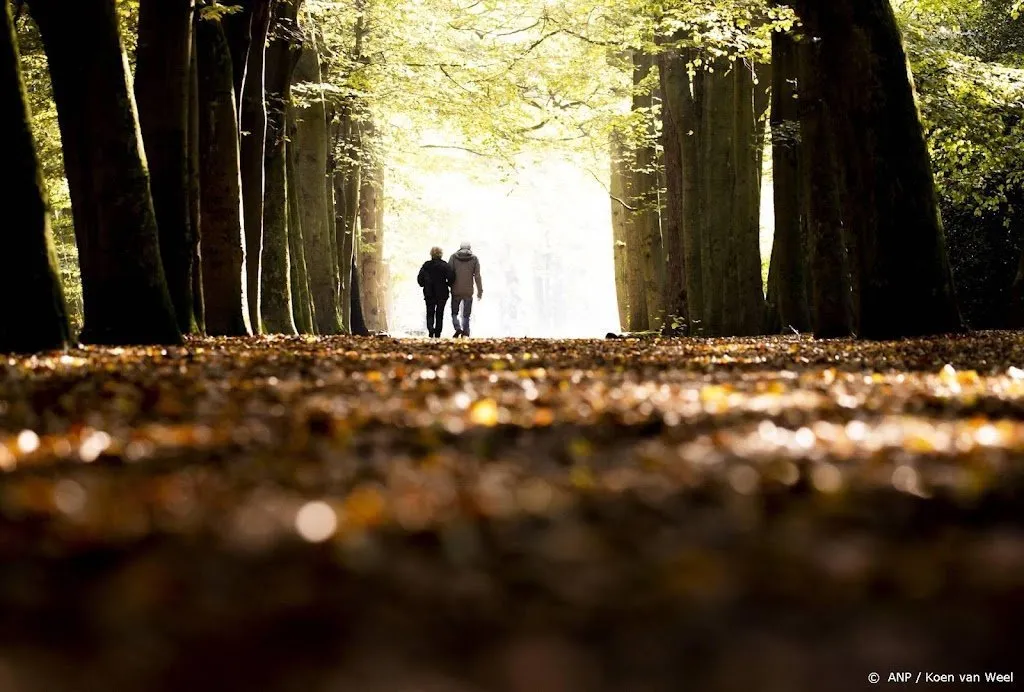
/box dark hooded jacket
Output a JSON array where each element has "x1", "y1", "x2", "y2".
[
  {"x1": 448, "y1": 249, "x2": 483, "y2": 297},
  {"x1": 417, "y1": 257, "x2": 454, "y2": 301}
]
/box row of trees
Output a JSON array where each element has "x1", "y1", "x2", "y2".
[
  {"x1": 611, "y1": 0, "x2": 1024, "y2": 339},
  {"x1": 4, "y1": 0, "x2": 1023, "y2": 350},
  {"x1": 1, "y1": 0, "x2": 389, "y2": 353}
]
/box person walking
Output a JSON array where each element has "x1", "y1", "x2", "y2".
[
  {"x1": 449, "y1": 242, "x2": 483, "y2": 338},
  {"x1": 417, "y1": 246, "x2": 454, "y2": 338}
]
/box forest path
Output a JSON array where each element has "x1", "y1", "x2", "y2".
[{"x1": 1, "y1": 333, "x2": 1023, "y2": 691}]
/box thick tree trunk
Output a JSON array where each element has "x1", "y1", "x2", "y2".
[
  {"x1": 700, "y1": 63, "x2": 735, "y2": 337},
  {"x1": 796, "y1": 37, "x2": 854, "y2": 338},
  {"x1": 260, "y1": 0, "x2": 299, "y2": 335},
  {"x1": 237, "y1": 0, "x2": 275, "y2": 333},
  {"x1": 609, "y1": 133, "x2": 630, "y2": 331},
  {"x1": 286, "y1": 142, "x2": 315, "y2": 334},
  {"x1": 766, "y1": 29, "x2": 811, "y2": 333},
  {"x1": 0, "y1": 0, "x2": 69, "y2": 353},
  {"x1": 135, "y1": 0, "x2": 196, "y2": 335},
  {"x1": 634, "y1": 52, "x2": 666, "y2": 331},
  {"x1": 658, "y1": 50, "x2": 687, "y2": 328},
  {"x1": 794, "y1": 0, "x2": 963, "y2": 339},
  {"x1": 188, "y1": 29, "x2": 205, "y2": 334},
  {"x1": 358, "y1": 154, "x2": 388, "y2": 333},
  {"x1": 28, "y1": 0, "x2": 181, "y2": 346},
  {"x1": 195, "y1": 13, "x2": 252, "y2": 337},
  {"x1": 290, "y1": 36, "x2": 342, "y2": 334}
]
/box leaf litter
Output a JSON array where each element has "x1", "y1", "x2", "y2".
[{"x1": 0, "y1": 332, "x2": 1023, "y2": 691}]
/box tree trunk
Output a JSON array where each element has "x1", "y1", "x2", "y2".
[
  {"x1": 195, "y1": 13, "x2": 252, "y2": 337},
  {"x1": 290, "y1": 36, "x2": 341, "y2": 334},
  {"x1": 796, "y1": 37, "x2": 854, "y2": 338},
  {"x1": 733, "y1": 60, "x2": 767, "y2": 336},
  {"x1": 222, "y1": 0, "x2": 253, "y2": 103},
  {"x1": 28, "y1": 0, "x2": 181, "y2": 346},
  {"x1": 609, "y1": 133, "x2": 630, "y2": 331},
  {"x1": 658, "y1": 50, "x2": 687, "y2": 328},
  {"x1": 679, "y1": 59, "x2": 704, "y2": 335},
  {"x1": 188, "y1": 28, "x2": 205, "y2": 334},
  {"x1": 358, "y1": 151, "x2": 387, "y2": 333},
  {"x1": 237, "y1": 0, "x2": 275, "y2": 333},
  {"x1": 0, "y1": 0, "x2": 69, "y2": 353},
  {"x1": 700, "y1": 62, "x2": 735, "y2": 337},
  {"x1": 634, "y1": 52, "x2": 666, "y2": 331},
  {"x1": 260, "y1": 0, "x2": 299, "y2": 334},
  {"x1": 794, "y1": 0, "x2": 963, "y2": 339},
  {"x1": 333, "y1": 108, "x2": 362, "y2": 335},
  {"x1": 350, "y1": 262, "x2": 369, "y2": 336},
  {"x1": 286, "y1": 140, "x2": 315, "y2": 334},
  {"x1": 766, "y1": 29, "x2": 811, "y2": 333},
  {"x1": 135, "y1": 0, "x2": 196, "y2": 335},
  {"x1": 327, "y1": 113, "x2": 349, "y2": 334}
]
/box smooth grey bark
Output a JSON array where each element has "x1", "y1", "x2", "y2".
[
  {"x1": 260, "y1": 0, "x2": 299, "y2": 334},
  {"x1": 290, "y1": 35, "x2": 343, "y2": 335}
]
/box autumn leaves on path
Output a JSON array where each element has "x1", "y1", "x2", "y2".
[{"x1": 1, "y1": 334, "x2": 1023, "y2": 691}]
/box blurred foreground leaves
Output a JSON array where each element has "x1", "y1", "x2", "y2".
[{"x1": 1, "y1": 333, "x2": 1023, "y2": 691}]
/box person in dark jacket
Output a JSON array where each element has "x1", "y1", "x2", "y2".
[
  {"x1": 449, "y1": 242, "x2": 483, "y2": 338},
  {"x1": 417, "y1": 246, "x2": 455, "y2": 337}
]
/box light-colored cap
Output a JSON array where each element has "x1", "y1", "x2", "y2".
[{"x1": 460, "y1": 242, "x2": 471, "y2": 251}]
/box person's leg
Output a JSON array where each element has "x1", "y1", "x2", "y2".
[
  {"x1": 437, "y1": 297, "x2": 448, "y2": 336},
  {"x1": 451, "y1": 297, "x2": 464, "y2": 335},
  {"x1": 462, "y1": 296, "x2": 474, "y2": 337},
  {"x1": 425, "y1": 300, "x2": 434, "y2": 337}
]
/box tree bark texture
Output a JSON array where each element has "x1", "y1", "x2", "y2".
[
  {"x1": 28, "y1": 0, "x2": 182, "y2": 346},
  {"x1": 0, "y1": 0, "x2": 69, "y2": 353},
  {"x1": 700, "y1": 62, "x2": 734, "y2": 337},
  {"x1": 634, "y1": 52, "x2": 666, "y2": 331},
  {"x1": 796, "y1": 37, "x2": 855, "y2": 338},
  {"x1": 135, "y1": 0, "x2": 197, "y2": 334},
  {"x1": 195, "y1": 13, "x2": 252, "y2": 337},
  {"x1": 289, "y1": 36, "x2": 341, "y2": 334},
  {"x1": 793, "y1": 0, "x2": 963, "y2": 339},
  {"x1": 358, "y1": 152, "x2": 388, "y2": 333},
  {"x1": 286, "y1": 141, "x2": 315, "y2": 334},
  {"x1": 235, "y1": 0, "x2": 275, "y2": 332},
  {"x1": 732, "y1": 60, "x2": 767, "y2": 336},
  {"x1": 658, "y1": 50, "x2": 687, "y2": 328},
  {"x1": 333, "y1": 108, "x2": 363, "y2": 335},
  {"x1": 260, "y1": 0, "x2": 299, "y2": 335},
  {"x1": 766, "y1": 29, "x2": 812, "y2": 333}
]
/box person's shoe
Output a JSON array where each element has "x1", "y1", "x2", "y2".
[{"x1": 453, "y1": 330, "x2": 464, "y2": 338}]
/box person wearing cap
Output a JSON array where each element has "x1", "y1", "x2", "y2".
[
  {"x1": 417, "y1": 246, "x2": 455, "y2": 338},
  {"x1": 448, "y1": 242, "x2": 483, "y2": 338}
]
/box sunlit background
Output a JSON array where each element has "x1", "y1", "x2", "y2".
[
  {"x1": 382, "y1": 139, "x2": 777, "y2": 339},
  {"x1": 384, "y1": 147, "x2": 622, "y2": 338}
]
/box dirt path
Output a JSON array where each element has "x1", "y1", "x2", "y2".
[{"x1": 1, "y1": 334, "x2": 1023, "y2": 691}]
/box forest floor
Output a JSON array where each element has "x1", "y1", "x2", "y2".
[{"x1": 1, "y1": 333, "x2": 1023, "y2": 692}]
